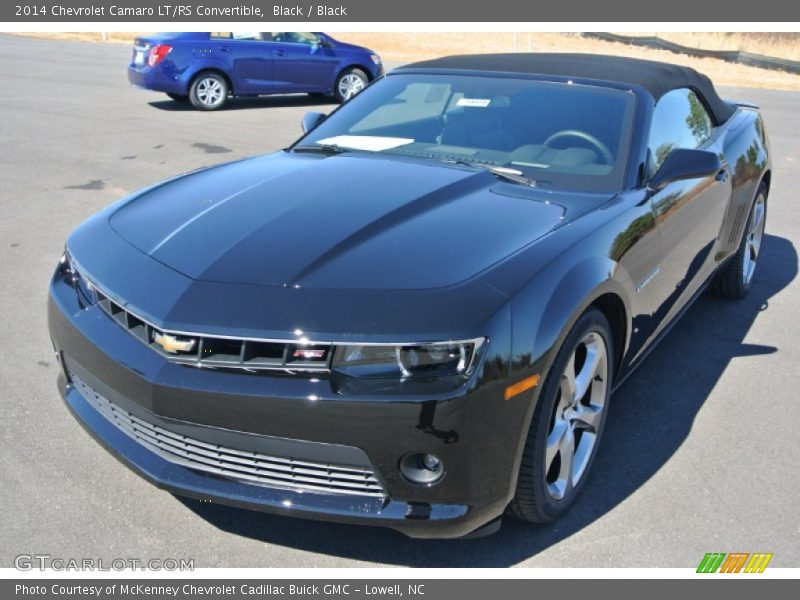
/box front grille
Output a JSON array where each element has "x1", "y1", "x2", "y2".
[
  {"x1": 89, "y1": 285, "x2": 330, "y2": 373},
  {"x1": 71, "y1": 373, "x2": 387, "y2": 498}
]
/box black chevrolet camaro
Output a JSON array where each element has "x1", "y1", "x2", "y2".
[{"x1": 49, "y1": 54, "x2": 771, "y2": 538}]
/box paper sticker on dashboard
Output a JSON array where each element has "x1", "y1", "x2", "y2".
[{"x1": 456, "y1": 98, "x2": 492, "y2": 107}]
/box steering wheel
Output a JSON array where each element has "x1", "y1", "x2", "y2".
[{"x1": 543, "y1": 129, "x2": 614, "y2": 166}]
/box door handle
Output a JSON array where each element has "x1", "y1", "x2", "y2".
[
  {"x1": 274, "y1": 49, "x2": 285, "y2": 56},
  {"x1": 218, "y1": 45, "x2": 231, "y2": 52}
]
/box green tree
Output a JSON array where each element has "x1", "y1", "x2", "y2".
[{"x1": 686, "y1": 93, "x2": 710, "y2": 143}]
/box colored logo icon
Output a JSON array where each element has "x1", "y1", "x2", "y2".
[{"x1": 697, "y1": 552, "x2": 773, "y2": 573}]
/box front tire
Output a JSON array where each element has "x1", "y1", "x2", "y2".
[
  {"x1": 189, "y1": 73, "x2": 229, "y2": 111},
  {"x1": 334, "y1": 68, "x2": 368, "y2": 102},
  {"x1": 711, "y1": 182, "x2": 767, "y2": 299},
  {"x1": 509, "y1": 308, "x2": 613, "y2": 523}
]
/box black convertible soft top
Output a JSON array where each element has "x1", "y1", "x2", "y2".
[{"x1": 401, "y1": 53, "x2": 735, "y2": 124}]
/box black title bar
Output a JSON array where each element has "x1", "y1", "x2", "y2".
[
  {"x1": 4, "y1": 0, "x2": 800, "y2": 22},
  {"x1": 4, "y1": 579, "x2": 797, "y2": 600}
]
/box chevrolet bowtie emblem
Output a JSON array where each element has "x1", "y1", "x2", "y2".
[{"x1": 153, "y1": 331, "x2": 196, "y2": 354}]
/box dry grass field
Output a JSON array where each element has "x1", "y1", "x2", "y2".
[
  {"x1": 12, "y1": 31, "x2": 800, "y2": 91},
  {"x1": 631, "y1": 32, "x2": 800, "y2": 61},
  {"x1": 340, "y1": 32, "x2": 800, "y2": 90}
]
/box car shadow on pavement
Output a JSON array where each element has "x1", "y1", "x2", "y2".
[
  {"x1": 147, "y1": 94, "x2": 337, "y2": 112},
  {"x1": 179, "y1": 233, "x2": 796, "y2": 567}
]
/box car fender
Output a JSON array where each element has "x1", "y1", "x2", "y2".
[
  {"x1": 509, "y1": 253, "x2": 634, "y2": 388},
  {"x1": 501, "y1": 254, "x2": 632, "y2": 498}
]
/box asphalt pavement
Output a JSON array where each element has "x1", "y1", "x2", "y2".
[{"x1": 1, "y1": 34, "x2": 798, "y2": 568}]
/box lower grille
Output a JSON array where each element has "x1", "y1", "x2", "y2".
[{"x1": 70, "y1": 373, "x2": 387, "y2": 498}]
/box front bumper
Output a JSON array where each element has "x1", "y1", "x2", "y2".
[
  {"x1": 48, "y1": 276, "x2": 525, "y2": 538},
  {"x1": 59, "y1": 368, "x2": 476, "y2": 536}
]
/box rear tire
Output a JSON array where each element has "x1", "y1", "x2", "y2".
[
  {"x1": 508, "y1": 308, "x2": 613, "y2": 523},
  {"x1": 334, "y1": 68, "x2": 368, "y2": 103},
  {"x1": 711, "y1": 182, "x2": 767, "y2": 299},
  {"x1": 166, "y1": 93, "x2": 189, "y2": 102},
  {"x1": 189, "y1": 73, "x2": 229, "y2": 111}
]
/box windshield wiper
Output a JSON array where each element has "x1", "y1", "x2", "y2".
[
  {"x1": 442, "y1": 160, "x2": 536, "y2": 187},
  {"x1": 290, "y1": 143, "x2": 347, "y2": 155}
]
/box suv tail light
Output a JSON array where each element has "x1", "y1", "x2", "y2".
[{"x1": 148, "y1": 44, "x2": 172, "y2": 67}]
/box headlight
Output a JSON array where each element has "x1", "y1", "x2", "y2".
[
  {"x1": 58, "y1": 250, "x2": 96, "y2": 307},
  {"x1": 370, "y1": 54, "x2": 381, "y2": 65},
  {"x1": 332, "y1": 338, "x2": 485, "y2": 379},
  {"x1": 58, "y1": 250, "x2": 74, "y2": 279}
]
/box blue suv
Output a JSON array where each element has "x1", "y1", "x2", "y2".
[{"x1": 128, "y1": 32, "x2": 383, "y2": 110}]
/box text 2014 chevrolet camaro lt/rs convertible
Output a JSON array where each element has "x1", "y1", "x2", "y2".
[{"x1": 49, "y1": 54, "x2": 771, "y2": 538}]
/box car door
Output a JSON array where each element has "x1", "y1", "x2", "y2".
[
  {"x1": 209, "y1": 32, "x2": 273, "y2": 94},
  {"x1": 646, "y1": 88, "x2": 732, "y2": 338},
  {"x1": 268, "y1": 32, "x2": 338, "y2": 92}
]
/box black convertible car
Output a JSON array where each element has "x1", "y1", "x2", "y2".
[{"x1": 49, "y1": 54, "x2": 770, "y2": 538}]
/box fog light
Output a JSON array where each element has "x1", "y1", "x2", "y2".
[
  {"x1": 422, "y1": 454, "x2": 440, "y2": 471},
  {"x1": 400, "y1": 453, "x2": 444, "y2": 485}
]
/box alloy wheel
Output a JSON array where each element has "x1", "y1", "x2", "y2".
[
  {"x1": 742, "y1": 194, "x2": 766, "y2": 286},
  {"x1": 338, "y1": 73, "x2": 366, "y2": 100},
  {"x1": 545, "y1": 331, "x2": 609, "y2": 500},
  {"x1": 196, "y1": 77, "x2": 225, "y2": 108}
]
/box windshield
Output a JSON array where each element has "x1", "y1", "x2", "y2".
[{"x1": 296, "y1": 73, "x2": 635, "y2": 192}]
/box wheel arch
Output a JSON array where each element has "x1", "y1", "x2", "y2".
[
  {"x1": 537, "y1": 279, "x2": 632, "y2": 386},
  {"x1": 761, "y1": 169, "x2": 771, "y2": 196},
  {"x1": 335, "y1": 63, "x2": 375, "y2": 83},
  {"x1": 510, "y1": 255, "x2": 634, "y2": 391},
  {"x1": 590, "y1": 292, "x2": 628, "y2": 383}
]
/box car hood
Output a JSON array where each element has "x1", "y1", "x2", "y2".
[
  {"x1": 330, "y1": 40, "x2": 374, "y2": 54},
  {"x1": 109, "y1": 152, "x2": 576, "y2": 291}
]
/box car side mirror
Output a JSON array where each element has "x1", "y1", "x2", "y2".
[
  {"x1": 317, "y1": 36, "x2": 334, "y2": 49},
  {"x1": 648, "y1": 148, "x2": 724, "y2": 191},
  {"x1": 301, "y1": 111, "x2": 327, "y2": 133}
]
